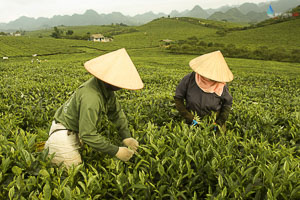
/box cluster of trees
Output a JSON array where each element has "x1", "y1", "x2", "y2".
[
  {"x1": 0, "y1": 30, "x2": 26, "y2": 36},
  {"x1": 50, "y1": 27, "x2": 83, "y2": 39},
  {"x1": 50, "y1": 27, "x2": 95, "y2": 40},
  {"x1": 50, "y1": 25, "x2": 138, "y2": 40},
  {"x1": 110, "y1": 23, "x2": 128, "y2": 26},
  {"x1": 167, "y1": 37, "x2": 300, "y2": 63}
]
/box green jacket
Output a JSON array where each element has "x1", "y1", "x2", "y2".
[{"x1": 54, "y1": 77, "x2": 131, "y2": 156}]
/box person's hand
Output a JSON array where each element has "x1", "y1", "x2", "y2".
[
  {"x1": 191, "y1": 119, "x2": 199, "y2": 126},
  {"x1": 123, "y1": 138, "x2": 139, "y2": 152},
  {"x1": 212, "y1": 123, "x2": 218, "y2": 132},
  {"x1": 115, "y1": 147, "x2": 134, "y2": 162}
]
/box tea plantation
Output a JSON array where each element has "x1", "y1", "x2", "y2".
[{"x1": 0, "y1": 18, "x2": 299, "y2": 199}]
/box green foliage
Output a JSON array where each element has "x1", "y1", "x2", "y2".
[
  {"x1": 0, "y1": 32, "x2": 8, "y2": 36},
  {"x1": 208, "y1": 18, "x2": 300, "y2": 52},
  {"x1": 0, "y1": 37, "x2": 86, "y2": 57},
  {"x1": 0, "y1": 16, "x2": 299, "y2": 199},
  {"x1": 66, "y1": 30, "x2": 74, "y2": 36},
  {"x1": 3, "y1": 17, "x2": 299, "y2": 61},
  {"x1": 216, "y1": 29, "x2": 227, "y2": 37},
  {"x1": 51, "y1": 27, "x2": 63, "y2": 38},
  {"x1": 167, "y1": 38, "x2": 300, "y2": 63},
  {"x1": 0, "y1": 49, "x2": 299, "y2": 199}
]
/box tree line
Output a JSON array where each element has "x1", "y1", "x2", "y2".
[{"x1": 166, "y1": 37, "x2": 300, "y2": 63}]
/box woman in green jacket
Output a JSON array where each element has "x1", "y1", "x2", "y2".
[
  {"x1": 174, "y1": 51, "x2": 233, "y2": 130},
  {"x1": 45, "y1": 48, "x2": 144, "y2": 167}
]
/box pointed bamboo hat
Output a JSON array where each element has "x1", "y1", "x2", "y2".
[
  {"x1": 189, "y1": 51, "x2": 233, "y2": 82},
  {"x1": 84, "y1": 48, "x2": 144, "y2": 90}
]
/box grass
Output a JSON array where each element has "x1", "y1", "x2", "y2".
[
  {"x1": 2, "y1": 17, "x2": 299, "y2": 58},
  {"x1": 209, "y1": 18, "x2": 300, "y2": 51},
  {"x1": 0, "y1": 13, "x2": 300, "y2": 197},
  {"x1": 0, "y1": 46, "x2": 299, "y2": 198},
  {"x1": 25, "y1": 25, "x2": 121, "y2": 38}
]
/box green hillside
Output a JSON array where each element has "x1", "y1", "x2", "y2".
[
  {"x1": 1, "y1": 17, "x2": 299, "y2": 62},
  {"x1": 25, "y1": 25, "x2": 136, "y2": 38},
  {"x1": 1, "y1": 44, "x2": 299, "y2": 200},
  {"x1": 163, "y1": 17, "x2": 300, "y2": 62},
  {"x1": 26, "y1": 17, "x2": 299, "y2": 51},
  {"x1": 25, "y1": 17, "x2": 242, "y2": 48},
  {"x1": 207, "y1": 18, "x2": 300, "y2": 50},
  {"x1": 1, "y1": 17, "x2": 242, "y2": 57},
  {"x1": 0, "y1": 37, "x2": 83, "y2": 57},
  {"x1": 0, "y1": 36, "x2": 112, "y2": 58},
  {"x1": 0, "y1": 14, "x2": 300, "y2": 199},
  {"x1": 111, "y1": 18, "x2": 219, "y2": 49},
  {"x1": 208, "y1": 8, "x2": 268, "y2": 24}
]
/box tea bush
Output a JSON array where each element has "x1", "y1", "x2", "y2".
[{"x1": 0, "y1": 52, "x2": 299, "y2": 199}]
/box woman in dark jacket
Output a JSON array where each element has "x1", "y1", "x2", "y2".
[{"x1": 174, "y1": 51, "x2": 233, "y2": 130}]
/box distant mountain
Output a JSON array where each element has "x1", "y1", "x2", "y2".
[
  {"x1": 238, "y1": 3, "x2": 261, "y2": 14},
  {"x1": 208, "y1": 0, "x2": 299, "y2": 23},
  {"x1": 0, "y1": 10, "x2": 162, "y2": 31},
  {"x1": 206, "y1": 5, "x2": 232, "y2": 15},
  {"x1": 169, "y1": 5, "x2": 209, "y2": 18},
  {"x1": 0, "y1": 10, "x2": 137, "y2": 31},
  {"x1": 208, "y1": 7, "x2": 269, "y2": 23},
  {"x1": 131, "y1": 11, "x2": 165, "y2": 24},
  {"x1": 257, "y1": 0, "x2": 300, "y2": 13},
  {"x1": 169, "y1": 10, "x2": 181, "y2": 17},
  {"x1": 226, "y1": 8, "x2": 248, "y2": 21},
  {"x1": 208, "y1": 8, "x2": 246, "y2": 23},
  {"x1": 245, "y1": 11, "x2": 269, "y2": 23},
  {"x1": 0, "y1": 0, "x2": 299, "y2": 31},
  {"x1": 185, "y1": 5, "x2": 209, "y2": 19}
]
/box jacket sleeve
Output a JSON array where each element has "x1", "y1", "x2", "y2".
[
  {"x1": 216, "y1": 86, "x2": 233, "y2": 126},
  {"x1": 107, "y1": 94, "x2": 131, "y2": 140},
  {"x1": 78, "y1": 93, "x2": 119, "y2": 157},
  {"x1": 216, "y1": 106, "x2": 231, "y2": 126},
  {"x1": 174, "y1": 97, "x2": 194, "y2": 124}
]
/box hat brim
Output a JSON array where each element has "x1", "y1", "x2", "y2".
[
  {"x1": 84, "y1": 48, "x2": 144, "y2": 90},
  {"x1": 189, "y1": 51, "x2": 233, "y2": 82}
]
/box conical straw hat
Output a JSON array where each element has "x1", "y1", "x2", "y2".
[
  {"x1": 84, "y1": 48, "x2": 144, "y2": 90},
  {"x1": 189, "y1": 51, "x2": 233, "y2": 82}
]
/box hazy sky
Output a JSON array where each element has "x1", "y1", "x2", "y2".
[{"x1": 0, "y1": 0, "x2": 274, "y2": 23}]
